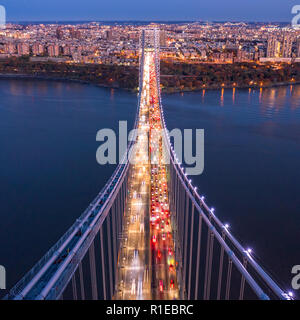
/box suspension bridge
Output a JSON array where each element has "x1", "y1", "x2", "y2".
[{"x1": 5, "y1": 28, "x2": 293, "y2": 301}]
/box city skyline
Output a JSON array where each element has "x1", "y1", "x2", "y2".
[{"x1": 0, "y1": 0, "x2": 299, "y2": 22}]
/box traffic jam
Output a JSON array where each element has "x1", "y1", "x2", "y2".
[{"x1": 148, "y1": 51, "x2": 179, "y2": 299}]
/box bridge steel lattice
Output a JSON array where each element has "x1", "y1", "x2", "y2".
[{"x1": 5, "y1": 28, "x2": 292, "y2": 301}]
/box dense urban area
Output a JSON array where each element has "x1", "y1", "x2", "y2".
[{"x1": 0, "y1": 22, "x2": 300, "y2": 91}]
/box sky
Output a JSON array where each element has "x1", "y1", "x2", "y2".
[{"x1": 1, "y1": 0, "x2": 299, "y2": 22}]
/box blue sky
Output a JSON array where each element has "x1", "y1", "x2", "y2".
[{"x1": 1, "y1": 0, "x2": 299, "y2": 22}]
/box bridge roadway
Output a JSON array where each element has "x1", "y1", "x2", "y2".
[{"x1": 116, "y1": 49, "x2": 179, "y2": 300}]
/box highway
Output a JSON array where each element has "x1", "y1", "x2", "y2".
[{"x1": 116, "y1": 49, "x2": 179, "y2": 300}]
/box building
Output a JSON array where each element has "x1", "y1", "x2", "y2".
[
  {"x1": 47, "y1": 44, "x2": 60, "y2": 57},
  {"x1": 62, "y1": 45, "x2": 71, "y2": 56},
  {"x1": 106, "y1": 30, "x2": 113, "y2": 40},
  {"x1": 297, "y1": 38, "x2": 300, "y2": 57},
  {"x1": 56, "y1": 27, "x2": 64, "y2": 40},
  {"x1": 17, "y1": 42, "x2": 30, "y2": 55},
  {"x1": 4, "y1": 43, "x2": 16, "y2": 54},
  {"x1": 267, "y1": 37, "x2": 281, "y2": 58},
  {"x1": 282, "y1": 35, "x2": 293, "y2": 58},
  {"x1": 32, "y1": 43, "x2": 44, "y2": 56},
  {"x1": 69, "y1": 27, "x2": 81, "y2": 39},
  {"x1": 160, "y1": 30, "x2": 167, "y2": 47}
]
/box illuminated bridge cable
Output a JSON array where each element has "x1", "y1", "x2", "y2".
[
  {"x1": 71, "y1": 274, "x2": 77, "y2": 300},
  {"x1": 225, "y1": 258, "x2": 233, "y2": 300},
  {"x1": 217, "y1": 230, "x2": 226, "y2": 300},
  {"x1": 187, "y1": 202, "x2": 195, "y2": 300},
  {"x1": 194, "y1": 214, "x2": 203, "y2": 299},
  {"x1": 89, "y1": 241, "x2": 98, "y2": 300},
  {"x1": 78, "y1": 261, "x2": 85, "y2": 300},
  {"x1": 100, "y1": 228, "x2": 106, "y2": 300},
  {"x1": 107, "y1": 214, "x2": 114, "y2": 298}
]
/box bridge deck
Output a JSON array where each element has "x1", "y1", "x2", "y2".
[{"x1": 116, "y1": 48, "x2": 179, "y2": 299}]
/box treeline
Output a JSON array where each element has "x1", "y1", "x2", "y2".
[
  {"x1": 160, "y1": 61, "x2": 300, "y2": 92},
  {"x1": 0, "y1": 56, "x2": 138, "y2": 89},
  {"x1": 0, "y1": 57, "x2": 299, "y2": 92}
]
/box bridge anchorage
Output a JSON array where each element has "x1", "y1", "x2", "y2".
[{"x1": 5, "y1": 28, "x2": 293, "y2": 301}]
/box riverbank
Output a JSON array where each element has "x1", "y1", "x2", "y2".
[
  {"x1": 1, "y1": 72, "x2": 299, "y2": 94},
  {"x1": 0, "y1": 73, "x2": 133, "y2": 91},
  {"x1": 1, "y1": 57, "x2": 300, "y2": 93}
]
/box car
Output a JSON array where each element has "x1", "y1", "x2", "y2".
[
  {"x1": 159, "y1": 280, "x2": 163, "y2": 292},
  {"x1": 162, "y1": 233, "x2": 166, "y2": 241},
  {"x1": 170, "y1": 279, "x2": 175, "y2": 289},
  {"x1": 152, "y1": 235, "x2": 157, "y2": 244}
]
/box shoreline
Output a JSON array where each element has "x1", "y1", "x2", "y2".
[
  {"x1": 0, "y1": 72, "x2": 299, "y2": 93},
  {"x1": 0, "y1": 73, "x2": 132, "y2": 91}
]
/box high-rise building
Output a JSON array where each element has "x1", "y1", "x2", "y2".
[
  {"x1": 32, "y1": 43, "x2": 44, "y2": 56},
  {"x1": 4, "y1": 43, "x2": 16, "y2": 54},
  {"x1": 160, "y1": 30, "x2": 167, "y2": 47},
  {"x1": 282, "y1": 35, "x2": 293, "y2": 58},
  {"x1": 62, "y1": 45, "x2": 71, "y2": 56},
  {"x1": 56, "y1": 27, "x2": 64, "y2": 40},
  {"x1": 17, "y1": 43, "x2": 30, "y2": 56},
  {"x1": 106, "y1": 30, "x2": 113, "y2": 40},
  {"x1": 69, "y1": 27, "x2": 81, "y2": 39},
  {"x1": 47, "y1": 44, "x2": 60, "y2": 57},
  {"x1": 297, "y1": 38, "x2": 300, "y2": 57},
  {"x1": 267, "y1": 37, "x2": 281, "y2": 58}
]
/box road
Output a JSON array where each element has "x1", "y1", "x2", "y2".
[{"x1": 116, "y1": 49, "x2": 179, "y2": 300}]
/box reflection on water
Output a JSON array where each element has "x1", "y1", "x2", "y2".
[
  {"x1": 110, "y1": 88, "x2": 115, "y2": 100},
  {"x1": 204, "y1": 84, "x2": 300, "y2": 115},
  {"x1": 220, "y1": 88, "x2": 224, "y2": 107},
  {"x1": 291, "y1": 85, "x2": 300, "y2": 110},
  {"x1": 232, "y1": 87, "x2": 236, "y2": 104}
]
